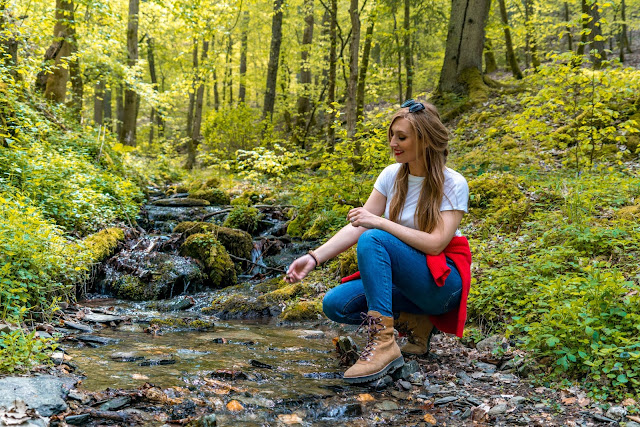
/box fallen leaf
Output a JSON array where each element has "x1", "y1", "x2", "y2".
[
  {"x1": 423, "y1": 413, "x2": 437, "y2": 424},
  {"x1": 622, "y1": 398, "x2": 637, "y2": 406},
  {"x1": 226, "y1": 400, "x2": 244, "y2": 412},
  {"x1": 132, "y1": 373, "x2": 149, "y2": 380},
  {"x1": 628, "y1": 415, "x2": 640, "y2": 423},
  {"x1": 578, "y1": 397, "x2": 590, "y2": 407},
  {"x1": 357, "y1": 393, "x2": 375, "y2": 403},
  {"x1": 278, "y1": 413, "x2": 303, "y2": 425},
  {"x1": 561, "y1": 397, "x2": 576, "y2": 405}
]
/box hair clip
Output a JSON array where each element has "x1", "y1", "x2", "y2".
[{"x1": 401, "y1": 99, "x2": 425, "y2": 113}]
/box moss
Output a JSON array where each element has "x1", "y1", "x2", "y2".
[
  {"x1": 626, "y1": 135, "x2": 639, "y2": 154},
  {"x1": 231, "y1": 196, "x2": 251, "y2": 206},
  {"x1": 180, "y1": 233, "x2": 237, "y2": 288},
  {"x1": 148, "y1": 317, "x2": 215, "y2": 330},
  {"x1": 167, "y1": 183, "x2": 190, "y2": 195},
  {"x1": 84, "y1": 227, "x2": 125, "y2": 263},
  {"x1": 223, "y1": 206, "x2": 261, "y2": 234},
  {"x1": 189, "y1": 188, "x2": 230, "y2": 205},
  {"x1": 616, "y1": 205, "x2": 640, "y2": 220},
  {"x1": 337, "y1": 246, "x2": 358, "y2": 277},
  {"x1": 501, "y1": 135, "x2": 518, "y2": 150},
  {"x1": 468, "y1": 173, "x2": 530, "y2": 231},
  {"x1": 253, "y1": 276, "x2": 286, "y2": 293},
  {"x1": 460, "y1": 67, "x2": 489, "y2": 104},
  {"x1": 211, "y1": 294, "x2": 271, "y2": 318},
  {"x1": 112, "y1": 275, "x2": 148, "y2": 301},
  {"x1": 174, "y1": 222, "x2": 252, "y2": 259},
  {"x1": 258, "y1": 283, "x2": 304, "y2": 304},
  {"x1": 281, "y1": 300, "x2": 323, "y2": 321}
]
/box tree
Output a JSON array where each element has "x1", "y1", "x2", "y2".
[
  {"x1": 185, "y1": 39, "x2": 208, "y2": 170},
  {"x1": 325, "y1": 0, "x2": 338, "y2": 148},
  {"x1": 403, "y1": 0, "x2": 412, "y2": 100},
  {"x1": 523, "y1": 0, "x2": 540, "y2": 69},
  {"x1": 484, "y1": 38, "x2": 498, "y2": 73},
  {"x1": 263, "y1": 0, "x2": 284, "y2": 120},
  {"x1": 438, "y1": 0, "x2": 491, "y2": 97},
  {"x1": 345, "y1": 0, "x2": 360, "y2": 138},
  {"x1": 293, "y1": 0, "x2": 314, "y2": 148},
  {"x1": 121, "y1": 0, "x2": 140, "y2": 146},
  {"x1": 586, "y1": 0, "x2": 607, "y2": 68},
  {"x1": 238, "y1": 11, "x2": 249, "y2": 103},
  {"x1": 498, "y1": 0, "x2": 522, "y2": 78},
  {"x1": 356, "y1": 19, "x2": 375, "y2": 120}
]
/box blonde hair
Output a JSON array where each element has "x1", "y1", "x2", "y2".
[{"x1": 387, "y1": 102, "x2": 450, "y2": 233}]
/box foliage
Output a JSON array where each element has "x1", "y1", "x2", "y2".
[
  {"x1": 0, "y1": 329, "x2": 55, "y2": 373},
  {"x1": 223, "y1": 206, "x2": 261, "y2": 234},
  {"x1": 180, "y1": 233, "x2": 237, "y2": 287}
]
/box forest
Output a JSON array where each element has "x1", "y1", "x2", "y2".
[{"x1": 1, "y1": 0, "x2": 640, "y2": 424}]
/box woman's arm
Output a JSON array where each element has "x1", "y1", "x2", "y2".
[
  {"x1": 284, "y1": 189, "x2": 387, "y2": 283},
  {"x1": 347, "y1": 207, "x2": 463, "y2": 256}
]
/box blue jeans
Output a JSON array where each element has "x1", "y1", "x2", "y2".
[{"x1": 323, "y1": 229, "x2": 462, "y2": 324}]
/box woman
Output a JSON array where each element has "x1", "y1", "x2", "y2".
[{"x1": 285, "y1": 100, "x2": 471, "y2": 384}]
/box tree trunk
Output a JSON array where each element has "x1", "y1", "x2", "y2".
[
  {"x1": 345, "y1": 0, "x2": 360, "y2": 139},
  {"x1": 35, "y1": 0, "x2": 75, "y2": 103},
  {"x1": 393, "y1": 10, "x2": 403, "y2": 103},
  {"x1": 103, "y1": 86, "x2": 112, "y2": 126},
  {"x1": 262, "y1": 0, "x2": 284, "y2": 120},
  {"x1": 404, "y1": 0, "x2": 412, "y2": 100},
  {"x1": 484, "y1": 38, "x2": 498, "y2": 73},
  {"x1": 116, "y1": 84, "x2": 124, "y2": 137},
  {"x1": 212, "y1": 35, "x2": 220, "y2": 111},
  {"x1": 564, "y1": 2, "x2": 573, "y2": 52},
  {"x1": 121, "y1": 0, "x2": 139, "y2": 146},
  {"x1": 523, "y1": 0, "x2": 540, "y2": 69},
  {"x1": 147, "y1": 36, "x2": 162, "y2": 143},
  {"x1": 225, "y1": 35, "x2": 233, "y2": 105},
  {"x1": 576, "y1": 0, "x2": 588, "y2": 57},
  {"x1": 326, "y1": 0, "x2": 337, "y2": 148},
  {"x1": 293, "y1": 0, "x2": 314, "y2": 148},
  {"x1": 186, "y1": 40, "x2": 208, "y2": 170},
  {"x1": 239, "y1": 11, "x2": 249, "y2": 103},
  {"x1": 498, "y1": 0, "x2": 523, "y2": 78},
  {"x1": 621, "y1": 0, "x2": 631, "y2": 53},
  {"x1": 0, "y1": 2, "x2": 18, "y2": 80},
  {"x1": 93, "y1": 80, "x2": 104, "y2": 125},
  {"x1": 186, "y1": 39, "x2": 198, "y2": 139},
  {"x1": 356, "y1": 19, "x2": 374, "y2": 120},
  {"x1": 438, "y1": 0, "x2": 491, "y2": 96},
  {"x1": 586, "y1": 0, "x2": 607, "y2": 68}
]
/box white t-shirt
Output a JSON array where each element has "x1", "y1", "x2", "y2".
[{"x1": 373, "y1": 163, "x2": 469, "y2": 235}]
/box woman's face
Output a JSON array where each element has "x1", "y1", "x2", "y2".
[{"x1": 389, "y1": 117, "x2": 425, "y2": 176}]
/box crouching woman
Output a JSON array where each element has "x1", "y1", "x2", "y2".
[{"x1": 285, "y1": 100, "x2": 471, "y2": 384}]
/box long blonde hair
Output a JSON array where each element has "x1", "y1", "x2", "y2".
[{"x1": 387, "y1": 102, "x2": 450, "y2": 233}]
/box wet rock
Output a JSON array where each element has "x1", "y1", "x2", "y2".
[
  {"x1": 157, "y1": 296, "x2": 196, "y2": 311},
  {"x1": 591, "y1": 413, "x2": 616, "y2": 423},
  {"x1": 302, "y1": 372, "x2": 343, "y2": 379},
  {"x1": 434, "y1": 396, "x2": 459, "y2": 406},
  {"x1": 369, "y1": 375, "x2": 393, "y2": 391},
  {"x1": 83, "y1": 313, "x2": 125, "y2": 323},
  {"x1": 0, "y1": 321, "x2": 19, "y2": 333},
  {"x1": 319, "y1": 403, "x2": 362, "y2": 418},
  {"x1": 111, "y1": 352, "x2": 145, "y2": 362},
  {"x1": 397, "y1": 380, "x2": 412, "y2": 390},
  {"x1": 625, "y1": 422, "x2": 640, "y2": 427},
  {"x1": 424, "y1": 384, "x2": 442, "y2": 394},
  {"x1": 68, "y1": 389, "x2": 91, "y2": 404},
  {"x1": 471, "y1": 405, "x2": 490, "y2": 422},
  {"x1": 474, "y1": 361, "x2": 497, "y2": 373},
  {"x1": 180, "y1": 234, "x2": 236, "y2": 288},
  {"x1": 0, "y1": 376, "x2": 76, "y2": 417},
  {"x1": 211, "y1": 337, "x2": 227, "y2": 344},
  {"x1": 391, "y1": 360, "x2": 419, "y2": 380},
  {"x1": 235, "y1": 396, "x2": 276, "y2": 408},
  {"x1": 489, "y1": 403, "x2": 508, "y2": 415},
  {"x1": 153, "y1": 198, "x2": 210, "y2": 207},
  {"x1": 189, "y1": 414, "x2": 217, "y2": 427},
  {"x1": 509, "y1": 396, "x2": 527, "y2": 405},
  {"x1": 171, "y1": 400, "x2": 197, "y2": 419},
  {"x1": 63, "y1": 321, "x2": 93, "y2": 333},
  {"x1": 374, "y1": 400, "x2": 399, "y2": 411},
  {"x1": 51, "y1": 351, "x2": 65, "y2": 365},
  {"x1": 408, "y1": 371, "x2": 425, "y2": 385},
  {"x1": 456, "y1": 371, "x2": 472, "y2": 384},
  {"x1": 35, "y1": 331, "x2": 52, "y2": 339},
  {"x1": 211, "y1": 370, "x2": 248, "y2": 380},
  {"x1": 605, "y1": 406, "x2": 627, "y2": 420},
  {"x1": 77, "y1": 335, "x2": 119, "y2": 346},
  {"x1": 465, "y1": 397, "x2": 484, "y2": 406},
  {"x1": 65, "y1": 414, "x2": 92, "y2": 425},
  {"x1": 249, "y1": 359, "x2": 273, "y2": 369},
  {"x1": 99, "y1": 396, "x2": 131, "y2": 411},
  {"x1": 476, "y1": 335, "x2": 507, "y2": 353},
  {"x1": 297, "y1": 330, "x2": 325, "y2": 339},
  {"x1": 139, "y1": 358, "x2": 176, "y2": 366}
]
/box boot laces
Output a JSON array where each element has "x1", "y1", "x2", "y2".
[{"x1": 356, "y1": 312, "x2": 384, "y2": 361}]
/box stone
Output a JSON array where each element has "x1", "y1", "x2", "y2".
[
  {"x1": 474, "y1": 361, "x2": 497, "y2": 373},
  {"x1": 190, "y1": 414, "x2": 217, "y2": 426},
  {"x1": 67, "y1": 389, "x2": 91, "y2": 404},
  {"x1": 76, "y1": 335, "x2": 119, "y2": 346},
  {"x1": 99, "y1": 396, "x2": 131, "y2": 411},
  {"x1": 83, "y1": 313, "x2": 125, "y2": 323},
  {"x1": 374, "y1": 400, "x2": 399, "y2": 411},
  {"x1": 456, "y1": 371, "x2": 472, "y2": 384},
  {"x1": 476, "y1": 335, "x2": 506, "y2": 353},
  {"x1": 50, "y1": 352, "x2": 65, "y2": 365},
  {"x1": 465, "y1": 397, "x2": 484, "y2": 406},
  {"x1": 35, "y1": 331, "x2": 52, "y2": 339},
  {"x1": 65, "y1": 414, "x2": 92, "y2": 425},
  {"x1": 391, "y1": 360, "x2": 420, "y2": 380},
  {"x1": 625, "y1": 422, "x2": 640, "y2": 427},
  {"x1": 509, "y1": 396, "x2": 527, "y2": 406},
  {"x1": 0, "y1": 376, "x2": 76, "y2": 417},
  {"x1": 591, "y1": 413, "x2": 616, "y2": 423},
  {"x1": 605, "y1": 406, "x2": 627, "y2": 420},
  {"x1": 489, "y1": 403, "x2": 508, "y2": 415},
  {"x1": 397, "y1": 380, "x2": 412, "y2": 390},
  {"x1": 369, "y1": 375, "x2": 393, "y2": 391},
  {"x1": 249, "y1": 359, "x2": 273, "y2": 369},
  {"x1": 63, "y1": 321, "x2": 92, "y2": 333},
  {"x1": 153, "y1": 198, "x2": 210, "y2": 207},
  {"x1": 424, "y1": 384, "x2": 442, "y2": 394},
  {"x1": 434, "y1": 396, "x2": 459, "y2": 406},
  {"x1": 297, "y1": 330, "x2": 325, "y2": 339},
  {"x1": 110, "y1": 352, "x2": 145, "y2": 362},
  {"x1": 408, "y1": 371, "x2": 425, "y2": 385}
]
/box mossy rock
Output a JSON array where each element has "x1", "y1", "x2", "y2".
[
  {"x1": 231, "y1": 196, "x2": 251, "y2": 206},
  {"x1": 153, "y1": 198, "x2": 210, "y2": 207},
  {"x1": 615, "y1": 205, "x2": 640, "y2": 220},
  {"x1": 167, "y1": 183, "x2": 190, "y2": 195},
  {"x1": 626, "y1": 134, "x2": 639, "y2": 154},
  {"x1": 149, "y1": 317, "x2": 215, "y2": 331},
  {"x1": 112, "y1": 275, "x2": 149, "y2": 301},
  {"x1": 174, "y1": 222, "x2": 252, "y2": 260},
  {"x1": 180, "y1": 233, "x2": 237, "y2": 288},
  {"x1": 211, "y1": 294, "x2": 272, "y2": 319},
  {"x1": 189, "y1": 188, "x2": 230, "y2": 205},
  {"x1": 281, "y1": 300, "x2": 323, "y2": 321},
  {"x1": 460, "y1": 67, "x2": 489, "y2": 104},
  {"x1": 188, "y1": 177, "x2": 221, "y2": 192},
  {"x1": 84, "y1": 227, "x2": 125, "y2": 263},
  {"x1": 337, "y1": 246, "x2": 358, "y2": 278},
  {"x1": 223, "y1": 206, "x2": 261, "y2": 234},
  {"x1": 258, "y1": 283, "x2": 304, "y2": 304},
  {"x1": 253, "y1": 276, "x2": 286, "y2": 293}
]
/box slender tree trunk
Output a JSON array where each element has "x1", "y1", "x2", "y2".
[
  {"x1": 116, "y1": 84, "x2": 124, "y2": 137},
  {"x1": 621, "y1": 0, "x2": 631, "y2": 53},
  {"x1": 326, "y1": 0, "x2": 337, "y2": 148},
  {"x1": 212, "y1": 35, "x2": 219, "y2": 111},
  {"x1": 103, "y1": 86, "x2": 112, "y2": 126},
  {"x1": 186, "y1": 39, "x2": 198, "y2": 138},
  {"x1": 69, "y1": 56, "x2": 83, "y2": 115},
  {"x1": 484, "y1": 38, "x2": 498, "y2": 73},
  {"x1": 293, "y1": 0, "x2": 314, "y2": 148},
  {"x1": 93, "y1": 80, "x2": 104, "y2": 124},
  {"x1": 498, "y1": 0, "x2": 523, "y2": 78},
  {"x1": 35, "y1": 0, "x2": 75, "y2": 103},
  {"x1": 239, "y1": 11, "x2": 249, "y2": 103},
  {"x1": 393, "y1": 10, "x2": 403, "y2": 103},
  {"x1": 345, "y1": 0, "x2": 360, "y2": 139},
  {"x1": 263, "y1": 0, "x2": 284, "y2": 120},
  {"x1": 225, "y1": 35, "x2": 233, "y2": 105},
  {"x1": 404, "y1": 0, "x2": 412, "y2": 100},
  {"x1": 438, "y1": 0, "x2": 491, "y2": 96},
  {"x1": 356, "y1": 19, "x2": 374, "y2": 120},
  {"x1": 121, "y1": 0, "x2": 139, "y2": 146},
  {"x1": 564, "y1": 2, "x2": 573, "y2": 52},
  {"x1": 147, "y1": 36, "x2": 163, "y2": 143},
  {"x1": 186, "y1": 40, "x2": 208, "y2": 170},
  {"x1": 577, "y1": 0, "x2": 588, "y2": 57},
  {"x1": 0, "y1": 2, "x2": 18, "y2": 80},
  {"x1": 586, "y1": 0, "x2": 606, "y2": 68},
  {"x1": 524, "y1": 0, "x2": 540, "y2": 69}
]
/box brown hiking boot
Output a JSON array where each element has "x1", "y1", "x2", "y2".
[
  {"x1": 396, "y1": 312, "x2": 436, "y2": 356},
  {"x1": 343, "y1": 311, "x2": 404, "y2": 384}
]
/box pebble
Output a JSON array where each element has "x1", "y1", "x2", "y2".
[
  {"x1": 465, "y1": 397, "x2": 483, "y2": 406},
  {"x1": 397, "y1": 380, "x2": 412, "y2": 390},
  {"x1": 408, "y1": 371, "x2": 424, "y2": 385},
  {"x1": 67, "y1": 389, "x2": 91, "y2": 404},
  {"x1": 591, "y1": 413, "x2": 616, "y2": 423},
  {"x1": 424, "y1": 384, "x2": 442, "y2": 394},
  {"x1": 392, "y1": 360, "x2": 419, "y2": 380},
  {"x1": 476, "y1": 335, "x2": 505, "y2": 353},
  {"x1": 488, "y1": 403, "x2": 508, "y2": 415},
  {"x1": 65, "y1": 414, "x2": 92, "y2": 425},
  {"x1": 509, "y1": 396, "x2": 527, "y2": 405},
  {"x1": 369, "y1": 375, "x2": 393, "y2": 391},
  {"x1": 605, "y1": 406, "x2": 627, "y2": 420},
  {"x1": 456, "y1": 371, "x2": 472, "y2": 384},
  {"x1": 297, "y1": 330, "x2": 325, "y2": 339},
  {"x1": 474, "y1": 361, "x2": 497, "y2": 373},
  {"x1": 99, "y1": 396, "x2": 131, "y2": 411},
  {"x1": 63, "y1": 321, "x2": 92, "y2": 333},
  {"x1": 434, "y1": 396, "x2": 459, "y2": 406},
  {"x1": 374, "y1": 400, "x2": 399, "y2": 411},
  {"x1": 249, "y1": 359, "x2": 273, "y2": 369}
]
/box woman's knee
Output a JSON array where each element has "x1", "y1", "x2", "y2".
[
  {"x1": 322, "y1": 288, "x2": 344, "y2": 322},
  {"x1": 357, "y1": 229, "x2": 392, "y2": 252}
]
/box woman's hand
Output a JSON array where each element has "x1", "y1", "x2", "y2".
[
  {"x1": 347, "y1": 207, "x2": 382, "y2": 229},
  {"x1": 285, "y1": 254, "x2": 316, "y2": 283}
]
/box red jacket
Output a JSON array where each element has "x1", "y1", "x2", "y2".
[{"x1": 340, "y1": 236, "x2": 472, "y2": 337}]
